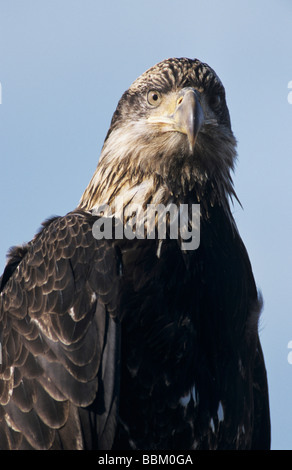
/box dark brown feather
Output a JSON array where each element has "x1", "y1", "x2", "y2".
[{"x1": 0, "y1": 211, "x2": 121, "y2": 449}]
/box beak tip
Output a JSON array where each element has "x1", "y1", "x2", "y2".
[{"x1": 188, "y1": 135, "x2": 197, "y2": 154}]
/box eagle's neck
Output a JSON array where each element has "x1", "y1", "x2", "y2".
[
  {"x1": 79, "y1": 165, "x2": 235, "y2": 226},
  {"x1": 78, "y1": 124, "x2": 173, "y2": 217},
  {"x1": 78, "y1": 125, "x2": 238, "y2": 224},
  {"x1": 79, "y1": 158, "x2": 168, "y2": 217}
]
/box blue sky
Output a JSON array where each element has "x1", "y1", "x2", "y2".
[{"x1": 0, "y1": 0, "x2": 291, "y2": 450}]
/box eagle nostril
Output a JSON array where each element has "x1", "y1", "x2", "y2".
[{"x1": 177, "y1": 96, "x2": 184, "y2": 106}]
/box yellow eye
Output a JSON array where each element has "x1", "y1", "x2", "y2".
[{"x1": 147, "y1": 90, "x2": 162, "y2": 107}]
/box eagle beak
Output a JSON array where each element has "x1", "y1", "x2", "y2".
[
  {"x1": 147, "y1": 87, "x2": 204, "y2": 153},
  {"x1": 173, "y1": 88, "x2": 204, "y2": 153}
]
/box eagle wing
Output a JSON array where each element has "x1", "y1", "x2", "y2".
[{"x1": 0, "y1": 211, "x2": 121, "y2": 450}]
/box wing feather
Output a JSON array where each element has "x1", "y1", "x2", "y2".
[{"x1": 0, "y1": 210, "x2": 121, "y2": 449}]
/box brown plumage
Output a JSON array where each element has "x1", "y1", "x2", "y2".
[{"x1": 0, "y1": 58, "x2": 270, "y2": 449}]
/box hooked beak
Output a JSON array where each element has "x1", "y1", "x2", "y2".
[
  {"x1": 173, "y1": 88, "x2": 204, "y2": 153},
  {"x1": 147, "y1": 87, "x2": 205, "y2": 153}
]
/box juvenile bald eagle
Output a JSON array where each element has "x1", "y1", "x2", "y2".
[{"x1": 0, "y1": 58, "x2": 270, "y2": 450}]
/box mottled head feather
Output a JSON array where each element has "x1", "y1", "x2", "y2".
[{"x1": 107, "y1": 58, "x2": 230, "y2": 137}]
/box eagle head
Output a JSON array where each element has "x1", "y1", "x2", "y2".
[{"x1": 80, "y1": 58, "x2": 237, "y2": 212}]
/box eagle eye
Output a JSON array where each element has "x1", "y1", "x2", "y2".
[
  {"x1": 147, "y1": 90, "x2": 162, "y2": 107},
  {"x1": 209, "y1": 93, "x2": 222, "y2": 108}
]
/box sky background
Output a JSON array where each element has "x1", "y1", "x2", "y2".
[{"x1": 0, "y1": 0, "x2": 291, "y2": 450}]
